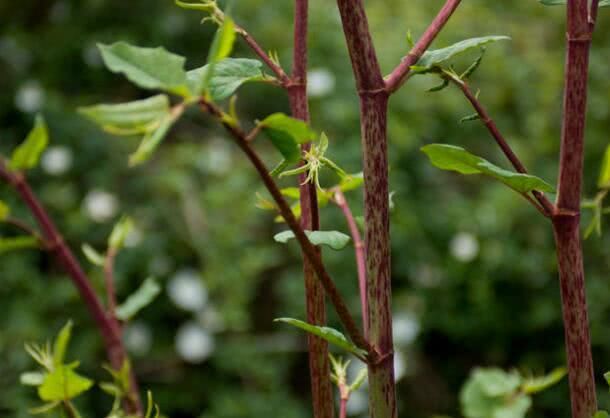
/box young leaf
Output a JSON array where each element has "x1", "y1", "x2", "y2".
[
  {"x1": 78, "y1": 95, "x2": 170, "y2": 136},
  {"x1": 413, "y1": 36, "x2": 510, "y2": 72},
  {"x1": 116, "y1": 277, "x2": 161, "y2": 321},
  {"x1": 0, "y1": 236, "x2": 39, "y2": 253},
  {"x1": 349, "y1": 368, "x2": 368, "y2": 391},
  {"x1": 274, "y1": 230, "x2": 351, "y2": 250},
  {"x1": 129, "y1": 110, "x2": 182, "y2": 166},
  {"x1": 0, "y1": 200, "x2": 9, "y2": 221},
  {"x1": 108, "y1": 216, "x2": 134, "y2": 250},
  {"x1": 196, "y1": 16, "x2": 236, "y2": 96},
  {"x1": 52, "y1": 320, "x2": 73, "y2": 367},
  {"x1": 259, "y1": 113, "x2": 316, "y2": 163},
  {"x1": 274, "y1": 318, "x2": 367, "y2": 358},
  {"x1": 38, "y1": 366, "x2": 94, "y2": 401},
  {"x1": 598, "y1": 145, "x2": 610, "y2": 189},
  {"x1": 98, "y1": 42, "x2": 189, "y2": 96},
  {"x1": 81, "y1": 244, "x2": 106, "y2": 266},
  {"x1": 10, "y1": 115, "x2": 49, "y2": 171},
  {"x1": 421, "y1": 144, "x2": 555, "y2": 194},
  {"x1": 521, "y1": 367, "x2": 566, "y2": 394},
  {"x1": 207, "y1": 16, "x2": 235, "y2": 64},
  {"x1": 594, "y1": 412, "x2": 610, "y2": 418}
]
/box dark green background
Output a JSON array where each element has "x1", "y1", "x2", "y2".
[{"x1": 1, "y1": 1, "x2": 610, "y2": 417}]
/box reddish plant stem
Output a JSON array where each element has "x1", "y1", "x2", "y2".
[
  {"x1": 332, "y1": 189, "x2": 368, "y2": 339},
  {"x1": 451, "y1": 78, "x2": 555, "y2": 216},
  {"x1": 552, "y1": 1, "x2": 598, "y2": 418},
  {"x1": 200, "y1": 100, "x2": 372, "y2": 356},
  {"x1": 0, "y1": 161, "x2": 142, "y2": 416},
  {"x1": 235, "y1": 23, "x2": 290, "y2": 85},
  {"x1": 289, "y1": 1, "x2": 334, "y2": 417},
  {"x1": 339, "y1": 397, "x2": 347, "y2": 418},
  {"x1": 335, "y1": 1, "x2": 396, "y2": 417},
  {"x1": 385, "y1": 0, "x2": 462, "y2": 93}
]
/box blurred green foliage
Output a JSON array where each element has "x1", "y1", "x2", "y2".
[{"x1": 1, "y1": 1, "x2": 610, "y2": 417}]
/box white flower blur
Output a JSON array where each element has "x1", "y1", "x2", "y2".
[
  {"x1": 83, "y1": 189, "x2": 119, "y2": 222},
  {"x1": 15, "y1": 80, "x2": 45, "y2": 113},
  {"x1": 392, "y1": 312, "x2": 420, "y2": 346},
  {"x1": 167, "y1": 269, "x2": 208, "y2": 312},
  {"x1": 123, "y1": 321, "x2": 153, "y2": 356},
  {"x1": 450, "y1": 232, "x2": 480, "y2": 262},
  {"x1": 41, "y1": 146, "x2": 73, "y2": 175},
  {"x1": 307, "y1": 68, "x2": 335, "y2": 98},
  {"x1": 175, "y1": 321, "x2": 215, "y2": 363}
]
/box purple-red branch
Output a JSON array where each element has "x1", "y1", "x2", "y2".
[
  {"x1": 333, "y1": 189, "x2": 368, "y2": 339},
  {"x1": 552, "y1": 1, "x2": 598, "y2": 418},
  {"x1": 385, "y1": 0, "x2": 462, "y2": 94},
  {"x1": 451, "y1": 78, "x2": 555, "y2": 216},
  {"x1": 289, "y1": 1, "x2": 335, "y2": 418}
]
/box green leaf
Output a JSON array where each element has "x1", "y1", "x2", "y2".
[
  {"x1": 421, "y1": 144, "x2": 555, "y2": 194},
  {"x1": 259, "y1": 113, "x2": 316, "y2": 163},
  {"x1": 521, "y1": 367, "x2": 566, "y2": 394},
  {"x1": 598, "y1": 145, "x2": 610, "y2": 189},
  {"x1": 129, "y1": 110, "x2": 182, "y2": 166},
  {"x1": 52, "y1": 320, "x2": 73, "y2": 367},
  {"x1": 414, "y1": 36, "x2": 511, "y2": 72},
  {"x1": 98, "y1": 42, "x2": 189, "y2": 96},
  {"x1": 0, "y1": 236, "x2": 39, "y2": 253},
  {"x1": 10, "y1": 115, "x2": 49, "y2": 170},
  {"x1": 116, "y1": 278, "x2": 161, "y2": 321},
  {"x1": 38, "y1": 366, "x2": 94, "y2": 401},
  {"x1": 108, "y1": 216, "x2": 134, "y2": 250},
  {"x1": 460, "y1": 368, "x2": 530, "y2": 418},
  {"x1": 595, "y1": 412, "x2": 610, "y2": 418},
  {"x1": 274, "y1": 230, "x2": 351, "y2": 250},
  {"x1": 78, "y1": 95, "x2": 170, "y2": 136},
  {"x1": 539, "y1": 0, "x2": 610, "y2": 6},
  {"x1": 188, "y1": 58, "x2": 264, "y2": 99},
  {"x1": 274, "y1": 318, "x2": 366, "y2": 358},
  {"x1": 82, "y1": 243, "x2": 106, "y2": 266},
  {"x1": 604, "y1": 371, "x2": 610, "y2": 388},
  {"x1": 20, "y1": 371, "x2": 45, "y2": 386},
  {"x1": 0, "y1": 200, "x2": 9, "y2": 221}
]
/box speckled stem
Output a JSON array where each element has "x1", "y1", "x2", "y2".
[
  {"x1": 289, "y1": 1, "x2": 334, "y2": 417},
  {"x1": 552, "y1": 1, "x2": 598, "y2": 418},
  {"x1": 335, "y1": 1, "x2": 396, "y2": 417}
]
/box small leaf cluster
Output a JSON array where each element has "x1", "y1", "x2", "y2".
[
  {"x1": 460, "y1": 367, "x2": 566, "y2": 418},
  {"x1": 582, "y1": 144, "x2": 610, "y2": 238}
]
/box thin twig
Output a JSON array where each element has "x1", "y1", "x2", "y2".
[
  {"x1": 199, "y1": 99, "x2": 373, "y2": 358},
  {"x1": 449, "y1": 78, "x2": 555, "y2": 216},
  {"x1": 332, "y1": 189, "x2": 368, "y2": 339},
  {"x1": 234, "y1": 23, "x2": 291, "y2": 85},
  {"x1": 385, "y1": 0, "x2": 462, "y2": 94}
]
